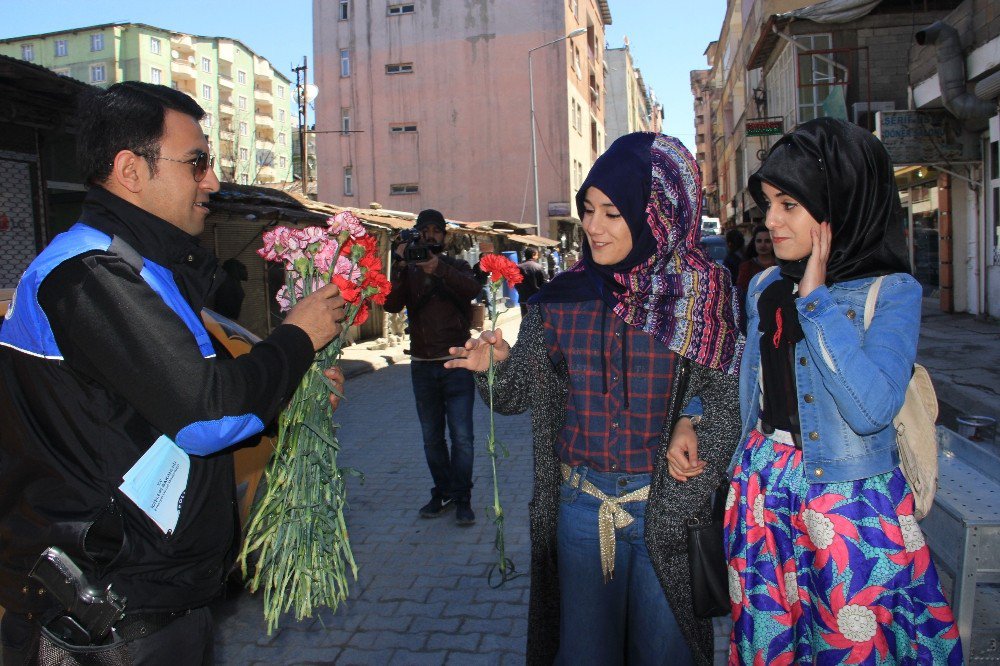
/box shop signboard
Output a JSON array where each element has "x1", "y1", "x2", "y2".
[{"x1": 875, "y1": 110, "x2": 971, "y2": 165}]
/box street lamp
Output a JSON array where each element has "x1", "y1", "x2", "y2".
[{"x1": 529, "y1": 27, "x2": 587, "y2": 238}]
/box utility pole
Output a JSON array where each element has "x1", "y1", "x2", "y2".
[{"x1": 291, "y1": 57, "x2": 309, "y2": 195}]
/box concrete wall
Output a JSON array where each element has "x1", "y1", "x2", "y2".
[{"x1": 314, "y1": 0, "x2": 605, "y2": 234}]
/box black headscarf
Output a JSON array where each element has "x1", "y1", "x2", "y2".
[{"x1": 747, "y1": 117, "x2": 911, "y2": 283}]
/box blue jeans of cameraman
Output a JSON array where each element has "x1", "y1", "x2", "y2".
[
  {"x1": 410, "y1": 360, "x2": 475, "y2": 503},
  {"x1": 556, "y1": 465, "x2": 694, "y2": 666}
]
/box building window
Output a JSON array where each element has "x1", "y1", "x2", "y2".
[
  {"x1": 390, "y1": 123, "x2": 418, "y2": 133},
  {"x1": 340, "y1": 49, "x2": 350, "y2": 77},
  {"x1": 150, "y1": 67, "x2": 162, "y2": 84},
  {"x1": 150, "y1": 37, "x2": 161, "y2": 54},
  {"x1": 203, "y1": 113, "x2": 213, "y2": 127},
  {"x1": 240, "y1": 173, "x2": 249, "y2": 185},
  {"x1": 279, "y1": 156, "x2": 287, "y2": 168},
  {"x1": 794, "y1": 34, "x2": 836, "y2": 124},
  {"x1": 390, "y1": 183, "x2": 418, "y2": 195},
  {"x1": 344, "y1": 167, "x2": 354, "y2": 196},
  {"x1": 385, "y1": 62, "x2": 413, "y2": 75},
  {"x1": 91, "y1": 34, "x2": 104, "y2": 52},
  {"x1": 55, "y1": 40, "x2": 68, "y2": 57},
  {"x1": 20, "y1": 44, "x2": 34, "y2": 61},
  {"x1": 570, "y1": 0, "x2": 579, "y2": 18},
  {"x1": 277, "y1": 84, "x2": 285, "y2": 99},
  {"x1": 90, "y1": 64, "x2": 106, "y2": 83},
  {"x1": 339, "y1": 0, "x2": 349, "y2": 20},
  {"x1": 278, "y1": 132, "x2": 286, "y2": 146},
  {"x1": 202, "y1": 84, "x2": 212, "y2": 100},
  {"x1": 237, "y1": 70, "x2": 247, "y2": 84},
  {"x1": 239, "y1": 147, "x2": 249, "y2": 162},
  {"x1": 278, "y1": 109, "x2": 285, "y2": 122},
  {"x1": 201, "y1": 57, "x2": 211, "y2": 73},
  {"x1": 573, "y1": 46, "x2": 581, "y2": 79},
  {"x1": 238, "y1": 95, "x2": 247, "y2": 110},
  {"x1": 239, "y1": 121, "x2": 248, "y2": 136},
  {"x1": 388, "y1": 3, "x2": 415, "y2": 15},
  {"x1": 341, "y1": 107, "x2": 351, "y2": 134}
]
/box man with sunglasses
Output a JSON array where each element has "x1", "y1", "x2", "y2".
[{"x1": 0, "y1": 82, "x2": 347, "y2": 664}]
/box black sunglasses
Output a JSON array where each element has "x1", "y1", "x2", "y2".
[{"x1": 131, "y1": 150, "x2": 215, "y2": 182}]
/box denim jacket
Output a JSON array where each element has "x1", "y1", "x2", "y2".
[{"x1": 731, "y1": 267, "x2": 922, "y2": 483}]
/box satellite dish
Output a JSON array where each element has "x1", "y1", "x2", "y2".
[
  {"x1": 293, "y1": 84, "x2": 320, "y2": 104},
  {"x1": 171, "y1": 49, "x2": 180, "y2": 59}
]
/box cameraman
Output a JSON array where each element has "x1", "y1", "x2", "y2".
[{"x1": 384, "y1": 209, "x2": 481, "y2": 525}]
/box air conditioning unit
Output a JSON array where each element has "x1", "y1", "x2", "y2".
[{"x1": 853, "y1": 101, "x2": 895, "y2": 129}]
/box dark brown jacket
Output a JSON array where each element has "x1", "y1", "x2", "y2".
[{"x1": 384, "y1": 254, "x2": 480, "y2": 359}]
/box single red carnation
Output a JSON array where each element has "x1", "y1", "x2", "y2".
[
  {"x1": 332, "y1": 274, "x2": 362, "y2": 304},
  {"x1": 478, "y1": 254, "x2": 523, "y2": 286}
]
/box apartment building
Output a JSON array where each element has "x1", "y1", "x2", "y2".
[
  {"x1": 605, "y1": 42, "x2": 663, "y2": 143},
  {"x1": 696, "y1": 0, "x2": 994, "y2": 314},
  {"x1": 689, "y1": 66, "x2": 716, "y2": 216},
  {"x1": 314, "y1": 0, "x2": 611, "y2": 240},
  {"x1": 0, "y1": 23, "x2": 294, "y2": 185}
]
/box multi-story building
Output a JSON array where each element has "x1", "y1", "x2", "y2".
[
  {"x1": 313, "y1": 0, "x2": 611, "y2": 240},
  {"x1": 698, "y1": 2, "x2": 957, "y2": 241},
  {"x1": 0, "y1": 23, "x2": 294, "y2": 185},
  {"x1": 605, "y1": 41, "x2": 663, "y2": 143},
  {"x1": 690, "y1": 65, "x2": 717, "y2": 216}
]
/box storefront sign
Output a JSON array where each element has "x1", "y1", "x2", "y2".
[
  {"x1": 875, "y1": 110, "x2": 969, "y2": 164},
  {"x1": 746, "y1": 118, "x2": 784, "y2": 137}
]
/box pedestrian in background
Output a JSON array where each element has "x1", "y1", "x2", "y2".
[
  {"x1": 384, "y1": 209, "x2": 481, "y2": 525},
  {"x1": 448, "y1": 133, "x2": 743, "y2": 665},
  {"x1": 735, "y1": 224, "x2": 775, "y2": 294},
  {"x1": 722, "y1": 229, "x2": 745, "y2": 280},
  {"x1": 0, "y1": 82, "x2": 346, "y2": 665},
  {"x1": 515, "y1": 247, "x2": 548, "y2": 315},
  {"x1": 722, "y1": 117, "x2": 963, "y2": 664}
]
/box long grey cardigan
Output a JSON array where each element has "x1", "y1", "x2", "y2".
[{"x1": 477, "y1": 306, "x2": 740, "y2": 665}]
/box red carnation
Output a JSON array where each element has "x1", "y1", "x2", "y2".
[
  {"x1": 478, "y1": 254, "x2": 523, "y2": 286},
  {"x1": 332, "y1": 274, "x2": 362, "y2": 304}
]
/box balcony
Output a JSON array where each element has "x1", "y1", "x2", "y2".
[
  {"x1": 254, "y1": 86, "x2": 273, "y2": 105},
  {"x1": 219, "y1": 73, "x2": 234, "y2": 90},
  {"x1": 254, "y1": 114, "x2": 274, "y2": 128},
  {"x1": 255, "y1": 165, "x2": 275, "y2": 183},
  {"x1": 171, "y1": 58, "x2": 197, "y2": 80},
  {"x1": 219, "y1": 156, "x2": 235, "y2": 169},
  {"x1": 170, "y1": 34, "x2": 195, "y2": 56},
  {"x1": 219, "y1": 127, "x2": 235, "y2": 141},
  {"x1": 219, "y1": 102, "x2": 235, "y2": 117},
  {"x1": 218, "y1": 42, "x2": 235, "y2": 63},
  {"x1": 254, "y1": 55, "x2": 272, "y2": 79},
  {"x1": 255, "y1": 139, "x2": 274, "y2": 152}
]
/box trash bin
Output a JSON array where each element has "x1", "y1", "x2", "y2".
[{"x1": 955, "y1": 415, "x2": 997, "y2": 443}]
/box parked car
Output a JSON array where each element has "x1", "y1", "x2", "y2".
[
  {"x1": 699, "y1": 234, "x2": 728, "y2": 265},
  {"x1": 701, "y1": 216, "x2": 721, "y2": 236}
]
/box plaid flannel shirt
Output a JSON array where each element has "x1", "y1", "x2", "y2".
[{"x1": 542, "y1": 301, "x2": 678, "y2": 473}]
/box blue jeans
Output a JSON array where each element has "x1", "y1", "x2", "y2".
[
  {"x1": 410, "y1": 361, "x2": 475, "y2": 503},
  {"x1": 556, "y1": 466, "x2": 694, "y2": 666}
]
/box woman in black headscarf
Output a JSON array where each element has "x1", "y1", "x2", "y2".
[
  {"x1": 722, "y1": 118, "x2": 962, "y2": 663},
  {"x1": 448, "y1": 133, "x2": 743, "y2": 665}
]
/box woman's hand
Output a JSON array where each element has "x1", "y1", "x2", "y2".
[
  {"x1": 444, "y1": 329, "x2": 510, "y2": 372},
  {"x1": 799, "y1": 221, "x2": 831, "y2": 298},
  {"x1": 667, "y1": 417, "x2": 707, "y2": 482},
  {"x1": 323, "y1": 366, "x2": 346, "y2": 412}
]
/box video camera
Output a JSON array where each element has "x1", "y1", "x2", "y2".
[{"x1": 399, "y1": 228, "x2": 444, "y2": 263}]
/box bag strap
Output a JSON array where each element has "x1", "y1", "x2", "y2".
[{"x1": 863, "y1": 275, "x2": 886, "y2": 330}]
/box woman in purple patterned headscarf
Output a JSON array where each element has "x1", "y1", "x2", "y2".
[{"x1": 448, "y1": 133, "x2": 743, "y2": 665}]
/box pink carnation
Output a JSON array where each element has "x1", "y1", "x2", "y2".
[
  {"x1": 314, "y1": 241, "x2": 340, "y2": 275},
  {"x1": 333, "y1": 255, "x2": 362, "y2": 283},
  {"x1": 327, "y1": 211, "x2": 366, "y2": 239}
]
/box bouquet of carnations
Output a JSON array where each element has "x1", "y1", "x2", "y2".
[
  {"x1": 240, "y1": 210, "x2": 391, "y2": 633},
  {"x1": 476, "y1": 254, "x2": 523, "y2": 585}
]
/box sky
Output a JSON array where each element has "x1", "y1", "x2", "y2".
[{"x1": 0, "y1": 0, "x2": 726, "y2": 154}]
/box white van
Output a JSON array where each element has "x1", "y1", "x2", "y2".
[{"x1": 701, "y1": 216, "x2": 721, "y2": 236}]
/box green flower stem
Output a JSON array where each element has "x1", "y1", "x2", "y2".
[
  {"x1": 239, "y1": 278, "x2": 366, "y2": 634},
  {"x1": 486, "y1": 281, "x2": 511, "y2": 581}
]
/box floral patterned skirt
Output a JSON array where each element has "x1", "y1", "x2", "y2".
[{"x1": 723, "y1": 429, "x2": 963, "y2": 665}]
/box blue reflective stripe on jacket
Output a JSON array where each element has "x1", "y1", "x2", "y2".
[
  {"x1": 732, "y1": 268, "x2": 921, "y2": 483},
  {"x1": 0, "y1": 222, "x2": 264, "y2": 456}
]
